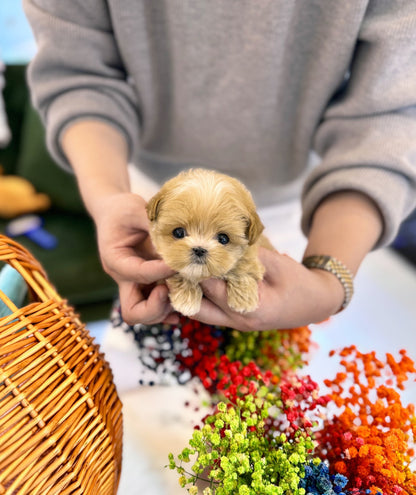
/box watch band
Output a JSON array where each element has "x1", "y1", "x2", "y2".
[{"x1": 302, "y1": 255, "x2": 354, "y2": 311}]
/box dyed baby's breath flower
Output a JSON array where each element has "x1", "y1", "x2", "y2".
[
  {"x1": 155, "y1": 318, "x2": 416, "y2": 495},
  {"x1": 317, "y1": 346, "x2": 416, "y2": 495}
]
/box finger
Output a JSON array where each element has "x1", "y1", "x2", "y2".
[
  {"x1": 198, "y1": 278, "x2": 254, "y2": 329},
  {"x1": 197, "y1": 279, "x2": 263, "y2": 331},
  {"x1": 141, "y1": 234, "x2": 160, "y2": 260},
  {"x1": 133, "y1": 259, "x2": 176, "y2": 284},
  {"x1": 199, "y1": 278, "x2": 229, "y2": 310},
  {"x1": 119, "y1": 282, "x2": 174, "y2": 326},
  {"x1": 192, "y1": 288, "x2": 257, "y2": 331},
  {"x1": 162, "y1": 313, "x2": 181, "y2": 325},
  {"x1": 191, "y1": 296, "x2": 236, "y2": 328},
  {"x1": 110, "y1": 257, "x2": 175, "y2": 285}
]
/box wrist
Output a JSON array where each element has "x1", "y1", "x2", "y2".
[
  {"x1": 91, "y1": 191, "x2": 147, "y2": 225},
  {"x1": 62, "y1": 119, "x2": 132, "y2": 216},
  {"x1": 84, "y1": 185, "x2": 131, "y2": 218},
  {"x1": 308, "y1": 268, "x2": 345, "y2": 317},
  {"x1": 302, "y1": 255, "x2": 354, "y2": 312},
  {"x1": 304, "y1": 191, "x2": 383, "y2": 275}
]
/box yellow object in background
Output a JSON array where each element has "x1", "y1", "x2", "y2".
[{"x1": 0, "y1": 166, "x2": 51, "y2": 218}]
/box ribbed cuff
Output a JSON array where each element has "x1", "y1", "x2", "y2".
[
  {"x1": 45, "y1": 88, "x2": 140, "y2": 172},
  {"x1": 301, "y1": 166, "x2": 412, "y2": 248}
]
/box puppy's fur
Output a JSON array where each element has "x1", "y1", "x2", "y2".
[{"x1": 146, "y1": 169, "x2": 272, "y2": 317}]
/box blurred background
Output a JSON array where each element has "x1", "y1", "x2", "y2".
[{"x1": 0, "y1": 1, "x2": 117, "y2": 323}]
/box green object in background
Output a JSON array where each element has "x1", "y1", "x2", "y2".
[
  {"x1": 0, "y1": 264, "x2": 27, "y2": 317},
  {"x1": 16, "y1": 99, "x2": 85, "y2": 214},
  {"x1": 0, "y1": 65, "x2": 118, "y2": 322}
]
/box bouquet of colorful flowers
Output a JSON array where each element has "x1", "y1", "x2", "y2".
[
  {"x1": 161, "y1": 318, "x2": 416, "y2": 495},
  {"x1": 112, "y1": 306, "x2": 416, "y2": 495}
]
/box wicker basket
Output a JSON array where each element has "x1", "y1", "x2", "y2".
[{"x1": 0, "y1": 235, "x2": 123, "y2": 495}]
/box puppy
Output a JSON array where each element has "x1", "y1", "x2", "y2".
[{"x1": 146, "y1": 169, "x2": 273, "y2": 317}]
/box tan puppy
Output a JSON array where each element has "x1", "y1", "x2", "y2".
[{"x1": 146, "y1": 168, "x2": 272, "y2": 317}]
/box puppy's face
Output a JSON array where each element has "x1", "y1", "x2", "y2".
[{"x1": 146, "y1": 169, "x2": 264, "y2": 280}]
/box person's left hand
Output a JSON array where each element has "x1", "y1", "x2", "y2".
[{"x1": 191, "y1": 247, "x2": 344, "y2": 331}]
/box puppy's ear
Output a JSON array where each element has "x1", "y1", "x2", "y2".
[
  {"x1": 233, "y1": 177, "x2": 264, "y2": 245},
  {"x1": 246, "y1": 210, "x2": 264, "y2": 245},
  {"x1": 146, "y1": 191, "x2": 163, "y2": 222}
]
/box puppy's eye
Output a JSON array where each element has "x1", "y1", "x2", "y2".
[
  {"x1": 172, "y1": 227, "x2": 187, "y2": 239},
  {"x1": 217, "y1": 233, "x2": 230, "y2": 245}
]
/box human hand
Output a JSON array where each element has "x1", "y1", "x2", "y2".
[
  {"x1": 192, "y1": 247, "x2": 345, "y2": 331},
  {"x1": 93, "y1": 192, "x2": 178, "y2": 325}
]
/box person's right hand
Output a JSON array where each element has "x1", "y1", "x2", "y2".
[
  {"x1": 60, "y1": 120, "x2": 177, "y2": 324},
  {"x1": 92, "y1": 192, "x2": 178, "y2": 325}
]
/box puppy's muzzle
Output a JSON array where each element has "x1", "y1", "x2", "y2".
[{"x1": 191, "y1": 246, "x2": 208, "y2": 264}]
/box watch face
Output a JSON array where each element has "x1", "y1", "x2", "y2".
[{"x1": 320, "y1": 255, "x2": 332, "y2": 267}]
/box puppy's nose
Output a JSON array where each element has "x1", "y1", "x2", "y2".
[{"x1": 192, "y1": 247, "x2": 208, "y2": 258}]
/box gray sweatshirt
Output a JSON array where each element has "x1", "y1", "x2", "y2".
[{"x1": 23, "y1": 0, "x2": 416, "y2": 246}]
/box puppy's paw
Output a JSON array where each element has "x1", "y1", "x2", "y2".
[
  {"x1": 167, "y1": 276, "x2": 203, "y2": 317},
  {"x1": 226, "y1": 276, "x2": 259, "y2": 314},
  {"x1": 170, "y1": 291, "x2": 202, "y2": 317}
]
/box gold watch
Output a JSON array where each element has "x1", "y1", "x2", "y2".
[{"x1": 302, "y1": 255, "x2": 354, "y2": 311}]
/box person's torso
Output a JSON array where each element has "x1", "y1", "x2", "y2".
[{"x1": 110, "y1": 0, "x2": 368, "y2": 204}]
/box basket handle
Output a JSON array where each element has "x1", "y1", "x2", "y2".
[{"x1": 0, "y1": 235, "x2": 62, "y2": 315}]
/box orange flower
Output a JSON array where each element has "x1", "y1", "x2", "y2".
[
  {"x1": 333, "y1": 460, "x2": 347, "y2": 474},
  {"x1": 316, "y1": 347, "x2": 416, "y2": 493}
]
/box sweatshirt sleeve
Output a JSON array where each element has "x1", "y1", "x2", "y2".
[
  {"x1": 23, "y1": 0, "x2": 141, "y2": 171},
  {"x1": 301, "y1": 0, "x2": 416, "y2": 247}
]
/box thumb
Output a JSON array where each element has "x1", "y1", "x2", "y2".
[
  {"x1": 111, "y1": 257, "x2": 176, "y2": 284},
  {"x1": 199, "y1": 278, "x2": 228, "y2": 308}
]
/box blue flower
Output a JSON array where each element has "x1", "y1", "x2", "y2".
[
  {"x1": 332, "y1": 473, "x2": 348, "y2": 492},
  {"x1": 316, "y1": 475, "x2": 333, "y2": 492},
  {"x1": 299, "y1": 460, "x2": 350, "y2": 495}
]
